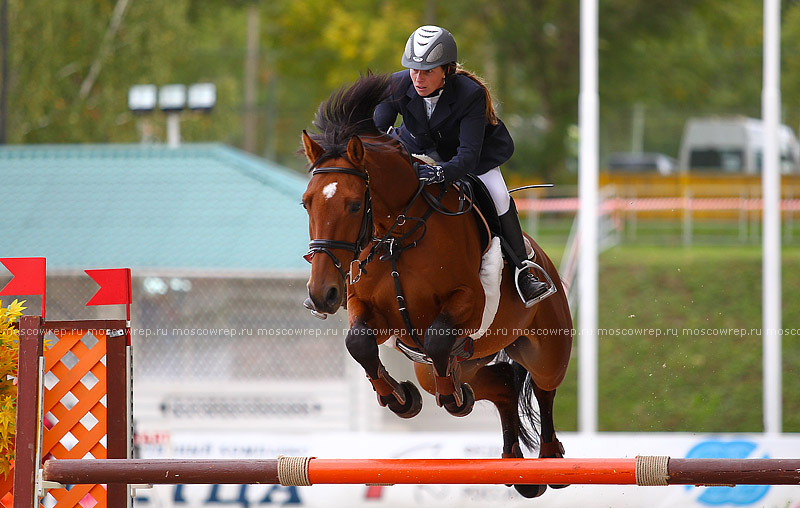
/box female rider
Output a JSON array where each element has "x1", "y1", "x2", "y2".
[{"x1": 374, "y1": 25, "x2": 550, "y2": 306}]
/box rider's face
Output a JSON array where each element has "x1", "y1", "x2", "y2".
[{"x1": 410, "y1": 66, "x2": 446, "y2": 97}]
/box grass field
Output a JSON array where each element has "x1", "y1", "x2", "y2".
[{"x1": 538, "y1": 242, "x2": 800, "y2": 433}]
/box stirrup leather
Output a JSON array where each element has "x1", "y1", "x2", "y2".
[{"x1": 514, "y1": 260, "x2": 557, "y2": 308}]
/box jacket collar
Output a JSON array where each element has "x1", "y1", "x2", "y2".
[
  {"x1": 428, "y1": 79, "x2": 455, "y2": 129},
  {"x1": 405, "y1": 75, "x2": 456, "y2": 130},
  {"x1": 405, "y1": 82, "x2": 427, "y2": 126}
]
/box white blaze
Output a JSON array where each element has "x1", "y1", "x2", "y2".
[{"x1": 322, "y1": 182, "x2": 338, "y2": 200}]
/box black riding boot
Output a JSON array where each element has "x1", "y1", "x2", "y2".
[{"x1": 498, "y1": 198, "x2": 550, "y2": 304}]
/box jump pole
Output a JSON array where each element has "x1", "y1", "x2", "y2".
[{"x1": 42, "y1": 456, "x2": 800, "y2": 488}]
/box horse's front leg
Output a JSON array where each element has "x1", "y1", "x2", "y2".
[
  {"x1": 345, "y1": 320, "x2": 422, "y2": 418},
  {"x1": 423, "y1": 313, "x2": 475, "y2": 417}
]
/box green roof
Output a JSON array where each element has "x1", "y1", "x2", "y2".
[{"x1": 0, "y1": 143, "x2": 311, "y2": 272}]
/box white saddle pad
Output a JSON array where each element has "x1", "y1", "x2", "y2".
[{"x1": 469, "y1": 236, "x2": 503, "y2": 341}]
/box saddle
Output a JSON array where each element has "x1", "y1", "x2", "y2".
[
  {"x1": 455, "y1": 174, "x2": 500, "y2": 254},
  {"x1": 411, "y1": 153, "x2": 499, "y2": 251},
  {"x1": 455, "y1": 175, "x2": 540, "y2": 262}
]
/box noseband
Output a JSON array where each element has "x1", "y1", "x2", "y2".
[{"x1": 305, "y1": 161, "x2": 373, "y2": 285}]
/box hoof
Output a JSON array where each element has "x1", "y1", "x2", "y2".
[
  {"x1": 539, "y1": 435, "x2": 568, "y2": 489},
  {"x1": 505, "y1": 442, "x2": 566, "y2": 492},
  {"x1": 382, "y1": 381, "x2": 422, "y2": 419},
  {"x1": 513, "y1": 484, "x2": 547, "y2": 498},
  {"x1": 442, "y1": 383, "x2": 474, "y2": 417}
]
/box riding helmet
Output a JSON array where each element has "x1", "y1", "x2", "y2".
[{"x1": 401, "y1": 25, "x2": 457, "y2": 70}]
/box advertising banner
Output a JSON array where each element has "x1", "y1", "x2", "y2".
[{"x1": 133, "y1": 431, "x2": 800, "y2": 507}]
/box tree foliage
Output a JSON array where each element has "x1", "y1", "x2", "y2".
[{"x1": 4, "y1": 0, "x2": 800, "y2": 181}]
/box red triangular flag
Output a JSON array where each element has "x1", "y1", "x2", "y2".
[
  {"x1": 85, "y1": 268, "x2": 132, "y2": 306},
  {"x1": 0, "y1": 257, "x2": 46, "y2": 295}
]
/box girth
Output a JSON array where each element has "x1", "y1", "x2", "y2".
[{"x1": 396, "y1": 335, "x2": 475, "y2": 365}]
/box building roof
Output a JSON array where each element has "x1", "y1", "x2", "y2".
[{"x1": 0, "y1": 143, "x2": 311, "y2": 273}]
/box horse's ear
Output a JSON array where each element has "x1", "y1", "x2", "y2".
[
  {"x1": 346, "y1": 136, "x2": 365, "y2": 165},
  {"x1": 301, "y1": 130, "x2": 324, "y2": 163}
]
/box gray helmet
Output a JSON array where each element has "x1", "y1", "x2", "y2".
[{"x1": 401, "y1": 25, "x2": 457, "y2": 70}]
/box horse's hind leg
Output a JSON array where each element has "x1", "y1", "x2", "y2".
[
  {"x1": 463, "y1": 362, "x2": 524, "y2": 457},
  {"x1": 532, "y1": 383, "x2": 568, "y2": 490},
  {"x1": 532, "y1": 384, "x2": 565, "y2": 459},
  {"x1": 345, "y1": 321, "x2": 422, "y2": 418},
  {"x1": 462, "y1": 361, "x2": 547, "y2": 499},
  {"x1": 504, "y1": 330, "x2": 570, "y2": 464}
]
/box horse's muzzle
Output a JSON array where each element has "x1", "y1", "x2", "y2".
[
  {"x1": 314, "y1": 283, "x2": 343, "y2": 314},
  {"x1": 303, "y1": 297, "x2": 330, "y2": 320}
]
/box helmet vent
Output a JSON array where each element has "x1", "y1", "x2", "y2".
[
  {"x1": 413, "y1": 26, "x2": 442, "y2": 56},
  {"x1": 427, "y1": 43, "x2": 443, "y2": 63}
]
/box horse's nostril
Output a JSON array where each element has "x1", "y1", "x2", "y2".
[{"x1": 324, "y1": 286, "x2": 339, "y2": 306}]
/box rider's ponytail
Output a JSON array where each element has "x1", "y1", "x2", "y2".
[{"x1": 445, "y1": 63, "x2": 499, "y2": 126}]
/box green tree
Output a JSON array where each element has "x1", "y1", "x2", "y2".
[
  {"x1": 465, "y1": 0, "x2": 702, "y2": 181},
  {"x1": 5, "y1": 0, "x2": 244, "y2": 145},
  {"x1": 6, "y1": 0, "x2": 800, "y2": 180},
  {"x1": 256, "y1": 0, "x2": 419, "y2": 165},
  {"x1": 599, "y1": 1, "x2": 766, "y2": 159}
]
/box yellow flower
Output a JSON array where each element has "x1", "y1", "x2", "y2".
[{"x1": 0, "y1": 299, "x2": 25, "y2": 478}]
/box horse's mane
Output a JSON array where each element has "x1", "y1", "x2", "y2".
[{"x1": 305, "y1": 73, "x2": 393, "y2": 162}]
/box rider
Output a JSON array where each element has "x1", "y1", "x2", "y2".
[{"x1": 374, "y1": 25, "x2": 550, "y2": 306}]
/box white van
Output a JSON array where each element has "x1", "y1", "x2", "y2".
[
  {"x1": 606, "y1": 152, "x2": 678, "y2": 175},
  {"x1": 678, "y1": 116, "x2": 800, "y2": 174}
]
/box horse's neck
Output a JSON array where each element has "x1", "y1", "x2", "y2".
[{"x1": 365, "y1": 157, "x2": 421, "y2": 224}]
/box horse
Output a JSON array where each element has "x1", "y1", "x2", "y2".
[{"x1": 301, "y1": 74, "x2": 573, "y2": 498}]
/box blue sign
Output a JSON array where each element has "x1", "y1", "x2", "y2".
[{"x1": 685, "y1": 439, "x2": 769, "y2": 506}]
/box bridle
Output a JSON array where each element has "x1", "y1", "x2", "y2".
[{"x1": 304, "y1": 157, "x2": 373, "y2": 286}]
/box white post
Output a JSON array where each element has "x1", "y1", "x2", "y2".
[
  {"x1": 631, "y1": 103, "x2": 645, "y2": 153},
  {"x1": 166, "y1": 113, "x2": 181, "y2": 148},
  {"x1": 762, "y1": 0, "x2": 782, "y2": 435},
  {"x1": 578, "y1": 0, "x2": 599, "y2": 434}
]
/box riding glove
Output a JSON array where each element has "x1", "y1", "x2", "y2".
[{"x1": 415, "y1": 163, "x2": 446, "y2": 184}]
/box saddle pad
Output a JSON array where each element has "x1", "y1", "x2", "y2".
[{"x1": 469, "y1": 236, "x2": 503, "y2": 341}]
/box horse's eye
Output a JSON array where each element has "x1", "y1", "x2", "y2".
[
  {"x1": 301, "y1": 201, "x2": 308, "y2": 210},
  {"x1": 349, "y1": 202, "x2": 362, "y2": 213}
]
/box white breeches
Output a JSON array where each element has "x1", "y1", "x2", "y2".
[
  {"x1": 425, "y1": 151, "x2": 511, "y2": 215},
  {"x1": 477, "y1": 167, "x2": 511, "y2": 215}
]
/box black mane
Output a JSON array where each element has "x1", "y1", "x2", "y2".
[{"x1": 306, "y1": 73, "x2": 393, "y2": 162}]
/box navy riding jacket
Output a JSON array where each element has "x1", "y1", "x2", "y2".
[{"x1": 374, "y1": 70, "x2": 514, "y2": 185}]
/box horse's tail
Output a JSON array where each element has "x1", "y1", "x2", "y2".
[{"x1": 497, "y1": 353, "x2": 540, "y2": 451}]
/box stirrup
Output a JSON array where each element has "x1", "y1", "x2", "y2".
[{"x1": 514, "y1": 260, "x2": 557, "y2": 308}]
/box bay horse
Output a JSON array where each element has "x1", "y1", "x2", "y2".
[{"x1": 301, "y1": 74, "x2": 573, "y2": 498}]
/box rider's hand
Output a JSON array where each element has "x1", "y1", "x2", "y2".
[{"x1": 415, "y1": 163, "x2": 445, "y2": 184}]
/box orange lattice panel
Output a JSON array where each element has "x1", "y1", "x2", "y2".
[
  {"x1": 40, "y1": 330, "x2": 110, "y2": 508},
  {"x1": 0, "y1": 466, "x2": 13, "y2": 507}
]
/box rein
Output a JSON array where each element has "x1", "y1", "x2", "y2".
[{"x1": 364, "y1": 180, "x2": 442, "y2": 353}]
